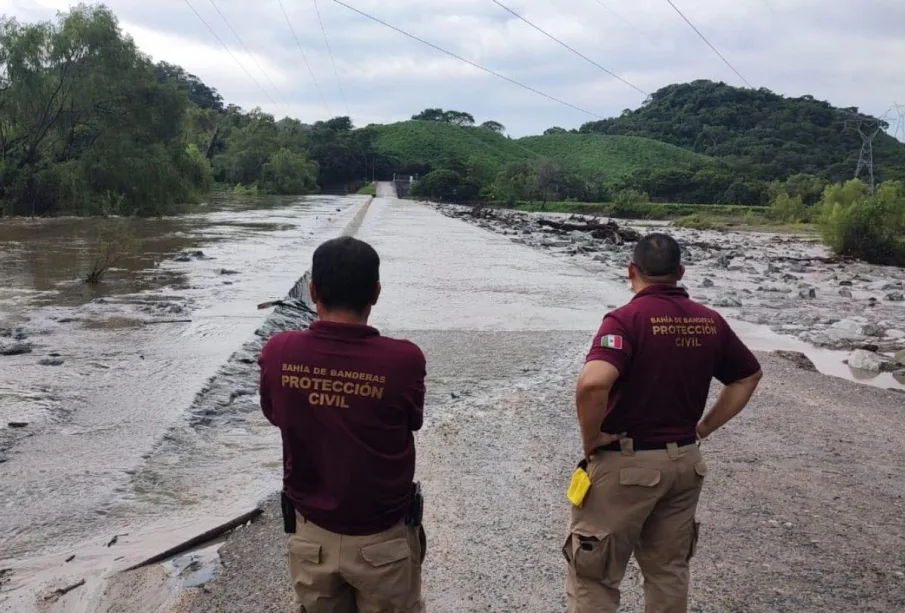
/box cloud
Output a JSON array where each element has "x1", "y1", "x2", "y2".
[{"x1": 2, "y1": 0, "x2": 903, "y2": 136}]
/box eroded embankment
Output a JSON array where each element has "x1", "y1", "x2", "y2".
[{"x1": 183, "y1": 195, "x2": 372, "y2": 430}]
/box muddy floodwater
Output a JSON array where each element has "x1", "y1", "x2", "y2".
[{"x1": 0, "y1": 195, "x2": 367, "y2": 605}]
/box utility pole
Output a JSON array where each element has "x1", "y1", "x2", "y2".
[{"x1": 849, "y1": 117, "x2": 882, "y2": 194}]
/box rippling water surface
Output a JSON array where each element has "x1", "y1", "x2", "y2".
[{"x1": 0, "y1": 195, "x2": 365, "y2": 603}]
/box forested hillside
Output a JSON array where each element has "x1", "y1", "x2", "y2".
[
  {"x1": 0, "y1": 5, "x2": 386, "y2": 216},
  {"x1": 4, "y1": 4, "x2": 905, "y2": 217},
  {"x1": 580, "y1": 80, "x2": 905, "y2": 184}
]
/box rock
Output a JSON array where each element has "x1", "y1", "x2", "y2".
[
  {"x1": 0, "y1": 342, "x2": 32, "y2": 356},
  {"x1": 712, "y1": 294, "x2": 742, "y2": 308},
  {"x1": 219, "y1": 269, "x2": 239, "y2": 276},
  {"x1": 893, "y1": 370, "x2": 905, "y2": 385},
  {"x1": 839, "y1": 289, "x2": 853, "y2": 298},
  {"x1": 702, "y1": 278, "x2": 714, "y2": 288},
  {"x1": 885, "y1": 292, "x2": 904, "y2": 302},
  {"x1": 829, "y1": 318, "x2": 880, "y2": 340},
  {"x1": 882, "y1": 281, "x2": 903, "y2": 290},
  {"x1": 896, "y1": 349, "x2": 905, "y2": 367},
  {"x1": 839, "y1": 280, "x2": 853, "y2": 286},
  {"x1": 847, "y1": 349, "x2": 883, "y2": 373},
  {"x1": 38, "y1": 358, "x2": 64, "y2": 366},
  {"x1": 774, "y1": 351, "x2": 817, "y2": 372},
  {"x1": 0, "y1": 327, "x2": 28, "y2": 341},
  {"x1": 716, "y1": 254, "x2": 731, "y2": 269},
  {"x1": 8, "y1": 422, "x2": 28, "y2": 428},
  {"x1": 798, "y1": 288, "x2": 817, "y2": 298},
  {"x1": 857, "y1": 344, "x2": 880, "y2": 353},
  {"x1": 0, "y1": 452, "x2": 7, "y2": 463}
]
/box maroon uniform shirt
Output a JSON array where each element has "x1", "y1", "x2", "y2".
[
  {"x1": 258, "y1": 320, "x2": 426, "y2": 535},
  {"x1": 586, "y1": 284, "x2": 760, "y2": 442}
]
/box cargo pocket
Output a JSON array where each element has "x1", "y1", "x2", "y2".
[
  {"x1": 359, "y1": 537, "x2": 412, "y2": 605},
  {"x1": 288, "y1": 540, "x2": 322, "y2": 565},
  {"x1": 287, "y1": 539, "x2": 324, "y2": 609},
  {"x1": 566, "y1": 531, "x2": 614, "y2": 581},
  {"x1": 686, "y1": 521, "x2": 701, "y2": 561},
  {"x1": 694, "y1": 460, "x2": 708, "y2": 480}
]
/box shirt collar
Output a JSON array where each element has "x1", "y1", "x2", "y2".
[
  {"x1": 631, "y1": 284, "x2": 689, "y2": 301},
  {"x1": 308, "y1": 320, "x2": 380, "y2": 339}
]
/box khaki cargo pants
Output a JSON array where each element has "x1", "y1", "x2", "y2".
[
  {"x1": 564, "y1": 439, "x2": 706, "y2": 613},
  {"x1": 288, "y1": 512, "x2": 425, "y2": 613}
]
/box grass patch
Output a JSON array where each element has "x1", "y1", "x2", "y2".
[{"x1": 356, "y1": 182, "x2": 376, "y2": 195}]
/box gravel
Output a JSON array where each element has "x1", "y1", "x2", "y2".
[
  {"x1": 436, "y1": 205, "x2": 905, "y2": 355},
  {"x1": 183, "y1": 341, "x2": 905, "y2": 613}
]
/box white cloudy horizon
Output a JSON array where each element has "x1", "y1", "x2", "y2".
[{"x1": 4, "y1": 0, "x2": 905, "y2": 137}]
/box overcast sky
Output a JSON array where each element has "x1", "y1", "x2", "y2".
[{"x1": 5, "y1": 0, "x2": 905, "y2": 137}]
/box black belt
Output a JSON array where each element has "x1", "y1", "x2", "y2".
[{"x1": 596, "y1": 437, "x2": 697, "y2": 453}]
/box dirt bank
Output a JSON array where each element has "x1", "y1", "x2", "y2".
[{"x1": 172, "y1": 346, "x2": 905, "y2": 613}]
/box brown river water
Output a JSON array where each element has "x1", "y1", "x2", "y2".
[{"x1": 0, "y1": 195, "x2": 367, "y2": 607}]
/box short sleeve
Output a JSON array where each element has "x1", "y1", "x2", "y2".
[
  {"x1": 404, "y1": 344, "x2": 426, "y2": 432},
  {"x1": 714, "y1": 318, "x2": 761, "y2": 384},
  {"x1": 258, "y1": 333, "x2": 285, "y2": 427},
  {"x1": 586, "y1": 314, "x2": 633, "y2": 375}
]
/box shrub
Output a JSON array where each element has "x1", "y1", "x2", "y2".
[
  {"x1": 612, "y1": 188, "x2": 649, "y2": 216},
  {"x1": 674, "y1": 213, "x2": 716, "y2": 230},
  {"x1": 769, "y1": 192, "x2": 809, "y2": 223},
  {"x1": 818, "y1": 179, "x2": 905, "y2": 265}
]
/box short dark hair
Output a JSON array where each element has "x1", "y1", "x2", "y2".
[
  {"x1": 632, "y1": 232, "x2": 682, "y2": 278},
  {"x1": 311, "y1": 236, "x2": 380, "y2": 312}
]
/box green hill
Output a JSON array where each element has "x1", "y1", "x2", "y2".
[
  {"x1": 370, "y1": 120, "x2": 714, "y2": 186},
  {"x1": 516, "y1": 132, "x2": 711, "y2": 182},
  {"x1": 579, "y1": 79, "x2": 905, "y2": 184},
  {"x1": 370, "y1": 120, "x2": 534, "y2": 182}
]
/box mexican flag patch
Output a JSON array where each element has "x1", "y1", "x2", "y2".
[{"x1": 600, "y1": 334, "x2": 623, "y2": 349}]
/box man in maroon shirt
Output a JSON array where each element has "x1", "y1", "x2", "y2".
[
  {"x1": 259, "y1": 236, "x2": 426, "y2": 613},
  {"x1": 565, "y1": 233, "x2": 763, "y2": 613}
]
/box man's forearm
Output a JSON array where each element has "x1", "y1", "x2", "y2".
[
  {"x1": 577, "y1": 385, "x2": 609, "y2": 447},
  {"x1": 698, "y1": 371, "x2": 762, "y2": 438}
]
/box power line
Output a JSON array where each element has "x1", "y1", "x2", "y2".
[
  {"x1": 331, "y1": 0, "x2": 603, "y2": 119},
  {"x1": 759, "y1": 0, "x2": 780, "y2": 21},
  {"x1": 206, "y1": 0, "x2": 289, "y2": 107},
  {"x1": 312, "y1": 0, "x2": 351, "y2": 117},
  {"x1": 492, "y1": 0, "x2": 647, "y2": 96},
  {"x1": 591, "y1": 0, "x2": 646, "y2": 40},
  {"x1": 180, "y1": 0, "x2": 277, "y2": 106},
  {"x1": 276, "y1": 0, "x2": 332, "y2": 116},
  {"x1": 665, "y1": 0, "x2": 753, "y2": 88}
]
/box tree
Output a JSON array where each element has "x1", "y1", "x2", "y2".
[
  {"x1": 480, "y1": 120, "x2": 505, "y2": 133},
  {"x1": 0, "y1": 5, "x2": 208, "y2": 216},
  {"x1": 818, "y1": 179, "x2": 905, "y2": 265},
  {"x1": 544, "y1": 127, "x2": 567, "y2": 135},
  {"x1": 260, "y1": 148, "x2": 318, "y2": 194},
  {"x1": 411, "y1": 169, "x2": 466, "y2": 201},
  {"x1": 532, "y1": 157, "x2": 565, "y2": 204},
  {"x1": 443, "y1": 110, "x2": 475, "y2": 127},
  {"x1": 155, "y1": 61, "x2": 223, "y2": 111},
  {"x1": 411, "y1": 108, "x2": 446, "y2": 122}
]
